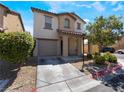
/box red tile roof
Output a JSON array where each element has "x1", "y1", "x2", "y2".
[{"x1": 57, "y1": 29, "x2": 85, "y2": 36}]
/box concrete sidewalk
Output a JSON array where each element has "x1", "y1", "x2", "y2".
[{"x1": 36, "y1": 63, "x2": 101, "y2": 92}]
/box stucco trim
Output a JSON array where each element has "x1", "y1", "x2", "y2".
[{"x1": 7, "y1": 11, "x2": 25, "y2": 32}]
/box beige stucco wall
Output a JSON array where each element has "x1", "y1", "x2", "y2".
[
  {"x1": 58, "y1": 15, "x2": 75, "y2": 31},
  {"x1": 62, "y1": 35, "x2": 68, "y2": 56},
  {"x1": 33, "y1": 12, "x2": 85, "y2": 39},
  {"x1": 0, "y1": 6, "x2": 6, "y2": 28},
  {"x1": 68, "y1": 37, "x2": 77, "y2": 55},
  {"x1": 3, "y1": 14, "x2": 23, "y2": 32},
  {"x1": 33, "y1": 11, "x2": 84, "y2": 57},
  {"x1": 33, "y1": 12, "x2": 59, "y2": 39},
  {"x1": 74, "y1": 19, "x2": 85, "y2": 33}
]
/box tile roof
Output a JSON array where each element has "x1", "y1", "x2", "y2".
[
  {"x1": 31, "y1": 7, "x2": 86, "y2": 23},
  {"x1": 57, "y1": 29, "x2": 85, "y2": 36}
]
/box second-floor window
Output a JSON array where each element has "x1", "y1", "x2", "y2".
[
  {"x1": 64, "y1": 18, "x2": 70, "y2": 28},
  {"x1": 77, "y1": 23, "x2": 81, "y2": 30},
  {"x1": 45, "y1": 15, "x2": 52, "y2": 29}
]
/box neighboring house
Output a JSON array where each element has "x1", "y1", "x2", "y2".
[
  {"x1": 0, "y1": 3, "x2": 25, "y2": 32},
  {"x1": 31, "y1": 7, "x2": 86, "y2": 57}
]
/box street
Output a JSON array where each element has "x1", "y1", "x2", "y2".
[{"x1": 114, "y1": 54, "x2": 124, "y2": 66}]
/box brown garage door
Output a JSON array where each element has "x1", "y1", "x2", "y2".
[{"x1": 38, "y1": 39, "x2": 57, "y2": 56}]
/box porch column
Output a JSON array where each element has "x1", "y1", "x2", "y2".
[
  {"x1": 62, "y1": 35, "x2": 68, "y2": 57},
  {"x1": 77, "y1": 38, "x2": 82, "y2": 55}
]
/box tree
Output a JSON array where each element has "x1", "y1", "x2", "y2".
[{"x1": 86, "y1": 15, "x2": 123, "y2": 52}]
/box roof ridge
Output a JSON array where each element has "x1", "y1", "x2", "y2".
[
  {"x1": 31, "y1": 7, "x2": 86, "y2": 23},
  {"x1": 31, "y1": 7, "x2": 57, "y2": 15}
]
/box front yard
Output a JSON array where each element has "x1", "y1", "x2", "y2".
[
  {"x1": 0, "y1": 57, "x2": 37, "y2": 92},
  {"x1": 0, "y1": 52, "x2": 124, "y2": 92}
]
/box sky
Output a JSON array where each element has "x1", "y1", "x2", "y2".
[{"x1": 0, "y1": 1, "x2": 124, "y2": 35}]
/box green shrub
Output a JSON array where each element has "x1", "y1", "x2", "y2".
[
  {"x1": 102, "y1": 52, "x2": 117, "y2": 63},
  {"x1": 94, "y1": 55, "x2": 105, "y2": 65},
  {"x1": 109, "y1": 55, "x2": 117, "y2": 63},
  {"x1": 87, "y1": 53, "x2": 93, "y2": 59},
  {"x1": 0, "y1": 32, "x2": 34, "y2": 63},
  {"x1": 103, "y1": 52, "x2": 111, "y2": 62}
]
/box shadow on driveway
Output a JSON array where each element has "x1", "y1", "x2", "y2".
[{"x1": 38, "y1": 56, "x2": 88, "y2": 65}]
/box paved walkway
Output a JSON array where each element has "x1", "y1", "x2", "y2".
[{"x1": 36, "y1": 59, "x2": 101, "y2": 92}]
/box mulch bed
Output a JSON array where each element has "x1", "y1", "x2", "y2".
[
  {"x1": 71, "y1": 60, "x2": 94, "y2": 75},
  {"x1": 0, "y1": 57, "x2": 37, "y2": 92}
]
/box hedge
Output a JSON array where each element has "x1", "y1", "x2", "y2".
[
  {"x1": 94, "y1": 52, "x2": 117, "y2": 65},
  {"x1": 0, "y1": 32, "x2": 34, "y2": 63}
]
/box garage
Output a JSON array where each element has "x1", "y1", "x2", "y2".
[{"x1": 38, "y1": 39, "x2": 58, "y2": 57}]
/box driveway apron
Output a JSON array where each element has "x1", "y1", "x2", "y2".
[{"x1": 36, "y1": 57, "x2": 101, "y2": 92}]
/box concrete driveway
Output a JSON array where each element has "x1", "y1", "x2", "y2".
[
  {"x1": 36, "y1": 57, "x2": 101, "y2": 92},
  {"x1": 36, "y1": 55, "x2": 124, "y2": 92}
]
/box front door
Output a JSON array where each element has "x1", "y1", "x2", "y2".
[{"x1": 69, "y1": 38, "x2": 77, "y2": 55}]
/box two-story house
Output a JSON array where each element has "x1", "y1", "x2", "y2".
[
  {"x1": 31, "y1": 7, "x2": 86, "y2": 57},
  {"x1": 0, "y1": 3, "x2": 25, "y2": 32}
]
